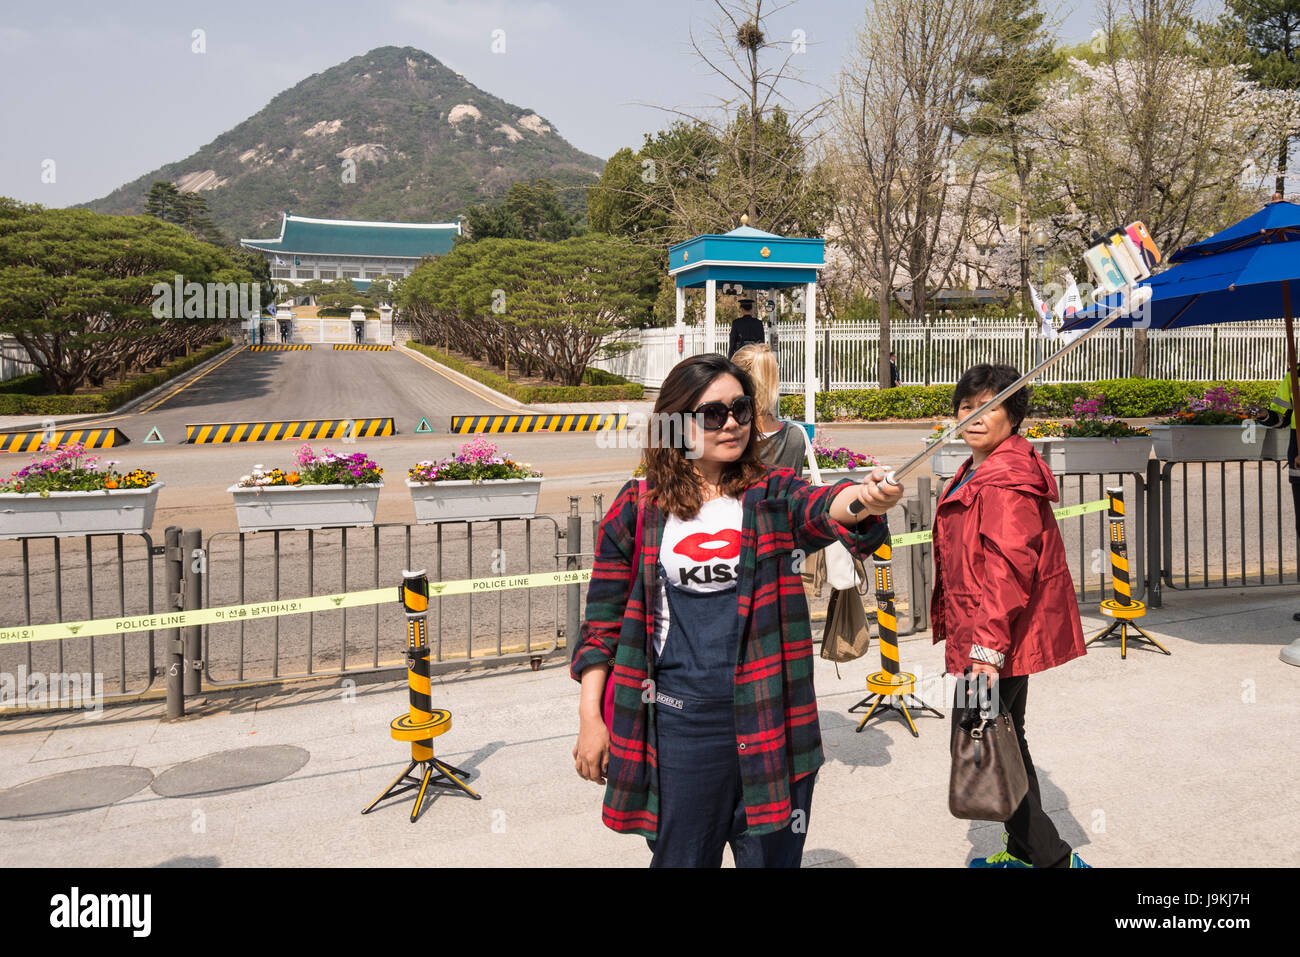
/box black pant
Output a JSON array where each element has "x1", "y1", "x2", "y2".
[
  {"x1": 1291, "y1": 481, "x2": 1300, "y2": 543},
  {"x1": 951, "y1": 674, "x2": 1072, "y2": 868}
]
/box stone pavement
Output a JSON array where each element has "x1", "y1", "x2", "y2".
[{"x1": 1, "y1": 587, "x2": 1297, "y2": 868}]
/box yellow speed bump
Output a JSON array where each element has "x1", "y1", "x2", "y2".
[
  {"x1": 334, "y1": 344, "x2": 391, "y2": 351},
  {"x1": 451, "y1": 412, "x2": 626, "y2": 434},
  {"x1": 0, "y1": 428, "x2": 128, "y2": 452},
  {"x1": 250, "y1": 344, "x2": 310, "y2": 351},
  {"x1": 185, "y1": 417, "x2": 395, "y2": 444}
]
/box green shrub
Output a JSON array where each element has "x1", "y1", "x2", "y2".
[
  {"x1": 0, "y1": 371, "x2": 49, "y2": 395},
  {"x1": 0, "y1": 339, "x2": 231, "y2": 416},
  {"x1": 408, "y1": 342, "x2": 643, "y2": 402},
  {"x1": 779, "y1": 378, "x2": 1278, "y2": 421},
  {"x1": 582, "y1": 367, "x2": 633, "y2": 387}
]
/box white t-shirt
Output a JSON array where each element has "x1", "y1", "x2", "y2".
[{"x1": 654, "y1": 495, "x2": 744, "y2": 655}]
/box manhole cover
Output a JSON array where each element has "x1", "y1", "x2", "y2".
[
  {"x1": 0, "y1": 766, "x2": 154, "y2": 820},
  {"x1": 151, "y1": 745, "x2": 310, "y2": 798}
]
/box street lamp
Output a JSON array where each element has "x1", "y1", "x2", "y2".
[
  {"x1": 1030, "y1": 225, "x2": 1050, "y2": 380},
  {"x1": 1030, "y1": 225, "x2": 1049, "y2": 289}
]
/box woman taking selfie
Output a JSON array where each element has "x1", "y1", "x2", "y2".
[
  {"x1": 933, "y1": 363, "x2": 1091, "y2": 869},
  {"x1": 571, "y1": 353, "x2": 901, "y2": 867}
]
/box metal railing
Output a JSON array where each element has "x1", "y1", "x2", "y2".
[
  {"x1": 5, "y1": 463, "x2": 1299, "y2": 716},
  {"x1": 1160, "y1": 459, "x2": 1298, "y2": 591},
  {"x1": 201, "y1": 516, "x2": 576, "y2": 686},
  {"x1": 594, "y1": 318, "x2": 1297, "y2": 390},
  {"x1": 0, "y1": 532, "x2": 159, "y2": 701},
  {"x1": 894, "y1": 466, "x2": 1159, "y2": 635}
]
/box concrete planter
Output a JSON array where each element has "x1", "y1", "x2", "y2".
[
  {"x1": 927, "y1": 439, "x2": 971, "y2": 478},
  {"x1": 815, "y1": 466, "x2": 873, "y2": 482},
  {"x1": 928, "y1": 438, "x2": 1062, "y2": 478},
  {"x1": 1051, "y1": 436, "x2": 1153, "y2": 475},
  {"x1": 406, "y1": 477, "x2": 543, "y2": 523},
  {"x1": 1261, "y1": 426, "x2": 1292, "y2": 462},
  {"x1": 1149, "y1": 424, "x2": 1264, "y2": 462},
  {"x1": 0, "y1": 483, "x2": 164, "y2": 540},
  {"x1": 228, "y1": 483, "x2": 382, "y2": 532}
]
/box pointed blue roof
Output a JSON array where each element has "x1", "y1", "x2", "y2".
[
  {"x1": 668, "y1": 223, "x2": 825, "y2": 289},
  {"x1": 723, "y1": 225, "x2": 783, "y2": 239}
]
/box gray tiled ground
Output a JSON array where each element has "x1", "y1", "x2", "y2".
[{"x1": 2, "y1": 587, "x2": 1297, "y2": 867}]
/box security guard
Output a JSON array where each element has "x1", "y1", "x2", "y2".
[
  {"x1": 728, "y1": 298, "x2": 765, "y2": 358},
  {"x1": 1263, "y1": 369, "x2": 1300, "y2": 620}
]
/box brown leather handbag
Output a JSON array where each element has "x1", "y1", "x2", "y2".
[{"x1": 948, "y1": 679, "x2": 1029, "y2": 821}]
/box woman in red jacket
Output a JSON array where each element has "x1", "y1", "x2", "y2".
[{"x1": 932, "y1": 363, "x2": 1091, "y2": 869}]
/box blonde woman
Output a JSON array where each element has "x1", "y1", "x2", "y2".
[{"x1": 732, "y1": 343, "x2": 806, "y2": 475}]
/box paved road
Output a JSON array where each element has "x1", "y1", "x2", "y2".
[{"x1": 79, "y1": 345, "x2": 513, "y2": 444}]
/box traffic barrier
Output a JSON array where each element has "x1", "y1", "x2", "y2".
[
  {"x1": 333, "y1": 344, "x2": 391, "y2": 351},
  {"x1": 1087, "y1": 486, "x2": 1170, "y2": 659},
  {"x1": 362, "y1": 569, "x2": 481, "y2": 822},
  {"x1": 0, "y1": 427, "x2": 128, "y2": 452},
  {"x1": 450, "y1": 412, "x2": 626, "y2": 434},
  {"x1": 184, "y1": 416, "x2": 395, "y2": 444},
  {"x1": 249, "y1": 344, "x2": 310, "y2": 352},
  {"x1": 848, "y1": 542, "x2": 943, "y2": 737}
]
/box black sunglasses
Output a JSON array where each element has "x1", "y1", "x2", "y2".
[{"x1": 692, "y1": 395, "x2": 755, "y2": 431}]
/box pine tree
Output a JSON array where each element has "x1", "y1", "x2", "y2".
[
  {"x1": 1216, "y1": 1, "x2": 1300, "y2": 195},
  {"x1": 957, "y1": 0, "x2": 1061, "y2": 309}
]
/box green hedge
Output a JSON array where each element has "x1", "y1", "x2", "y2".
[
  {"x1": 408, "y1": 342, "x2": 644, "y2": 402},
  {"x1": 0, "y1": 339, "x2": 233, "y2": 416},
  {"x1": 582, "y1": 367, "x2": 634, "y2": 387},
  {"x1": 0, "y1": 371, "x2": 49, "y2": 395},
  {"x1": 778, "y1": 379, "x2": 1277, "y2": 422}
]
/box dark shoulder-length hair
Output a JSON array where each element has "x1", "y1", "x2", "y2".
[
  {"x1": 952, "y1": 363, "x2": 1029, "y2": 432},
  {"x1": 643, "y1": 353, "x2": 768, "y2": 520}
]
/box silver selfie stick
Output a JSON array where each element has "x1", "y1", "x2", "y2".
[{"x1": 847, "y1": 286, "x2": 1152, "y2": 514}]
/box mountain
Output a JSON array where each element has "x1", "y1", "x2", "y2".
[{"x1": 82, "y1": 46, "x2": 604, "y2": 238}]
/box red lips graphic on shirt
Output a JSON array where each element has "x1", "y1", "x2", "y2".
[{"x1": 674, "y1": 529, "x2": 742, "y2": 561}]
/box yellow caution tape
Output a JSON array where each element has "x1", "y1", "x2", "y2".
[
  {"x1": 1, "y1": 499, "x2": 1115, "y2": 645},
  {"x1": 889, "y1": 497, "x2": 1110, "y2": 549},
  {"x1": 0, "y1": 568, "x2": 592, "y2": 646}
]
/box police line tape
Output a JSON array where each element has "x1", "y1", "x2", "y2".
[
  {"x1": 887, "y1": 497, "x2": 1110, "y2": 549},
  {"x1": 0, "y1": 498, "x2": 1113, "y2": 646},
  {"x1": 0, "y1": 569, "x2": 594, "y2": 647}
]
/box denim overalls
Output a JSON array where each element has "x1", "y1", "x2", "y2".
[{"x1": 647, "y1": 565, "x2": 814, "y2": 867}]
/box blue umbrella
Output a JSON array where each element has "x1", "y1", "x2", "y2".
[
  {"x1": 1060, "y1": 201, "x2": 1300, "y2": 667},
  {"x1": 1060, "y1": 201, "x2": 1299, "y2": 332}
]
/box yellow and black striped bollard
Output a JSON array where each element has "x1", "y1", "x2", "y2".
[
  {"x1": 362, "y1": 569, "x2": 481, "y2": 822},
  {"x1": 1086, "y1": 487, "x2": 1170, "y2": 659},
  {"x1": 847, "y1": 543, "x2": 943, "y2": 737}
]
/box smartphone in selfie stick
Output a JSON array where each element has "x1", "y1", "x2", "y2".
[{"x1": 846, "y1": 284, "x2": 1154, "y2": 515}]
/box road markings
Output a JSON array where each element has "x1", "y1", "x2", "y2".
[{"x1": 135, "y1": 344, "x2": 247, "y2": 415}]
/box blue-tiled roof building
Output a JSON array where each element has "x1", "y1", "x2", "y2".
[{"x1": 240, "y1": 213, "x2": 461, "y2": 288}]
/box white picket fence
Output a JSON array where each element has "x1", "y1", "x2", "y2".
[
  {"x1": 591, "y1": 317, "x2": 1296, "y2": 390},
  {"x1": 0, "y1": 337, "x2": 37, "y2": 384}
]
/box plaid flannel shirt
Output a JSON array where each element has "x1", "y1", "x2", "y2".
[{"x1": 571, "y1": 467, "x2": 890, "y2": 839}]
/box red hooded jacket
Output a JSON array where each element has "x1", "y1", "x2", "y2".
[{"x1": 930, "y1": 433, "x2": 1086, "y2": 677}]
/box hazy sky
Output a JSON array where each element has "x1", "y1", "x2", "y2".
[{"x1": 1, "y1": 0, "x2": 1100, "y2": 208}]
